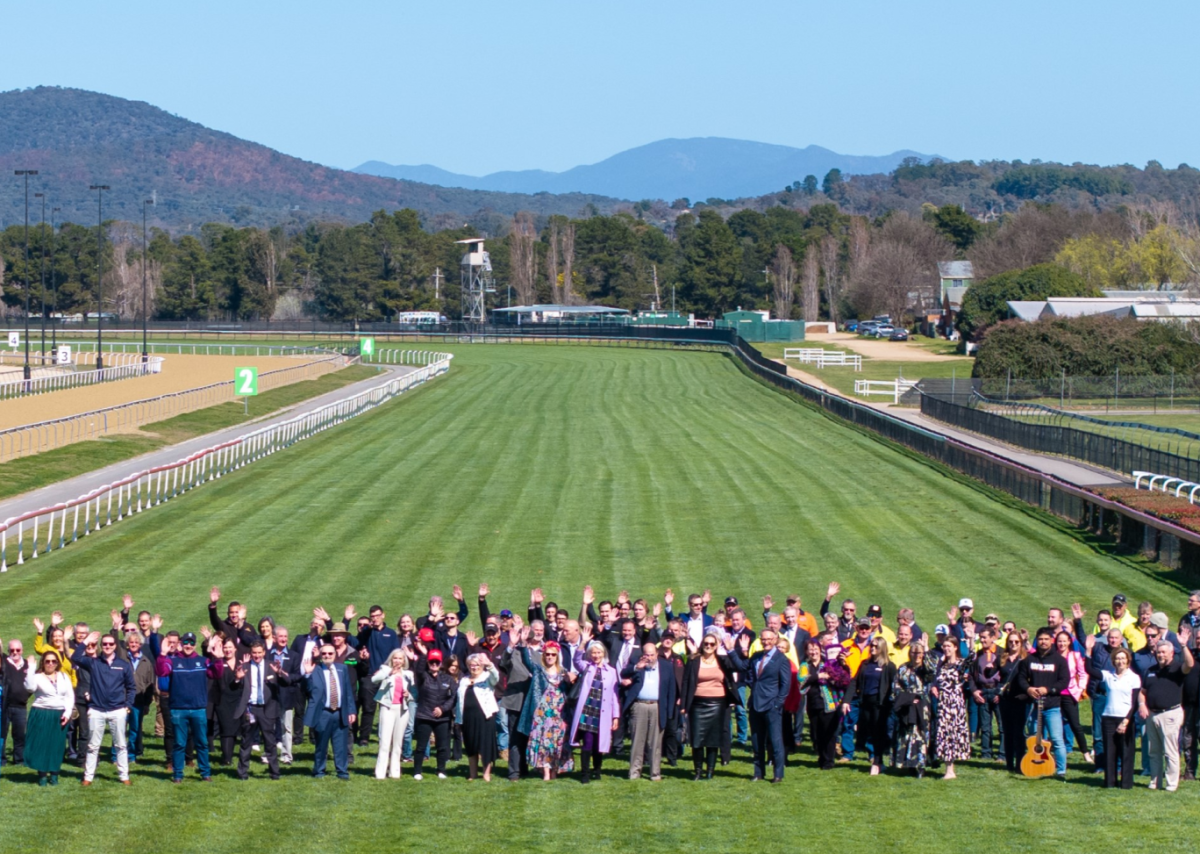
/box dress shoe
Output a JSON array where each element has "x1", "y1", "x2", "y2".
[
  {"x1": 81, "y1": 780, "x2": 92, "y2": 787},
  {"x1": 122, "y1": 779, "x2": 132, "y2": 786}
]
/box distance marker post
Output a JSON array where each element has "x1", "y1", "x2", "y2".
[{"x1": 235, "y1": 366, "x2": 258, "y2": 415}]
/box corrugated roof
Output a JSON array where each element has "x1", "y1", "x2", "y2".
[
  {"x1": 944, "y1": 286, "x2": 969, "y2": 308},
  {"x1": 1042, "y1": 298, "x2": 1134, "y2": 318},
  {"x1": 938, "y1": 261, "x2": 975, "y2": 279},
  {"x1": 1007, "y1": 300, "x2": 1047, "y2": 321},
  {"x1": 1131, "y1": 302, "x2": 1200, "y2": 318}
]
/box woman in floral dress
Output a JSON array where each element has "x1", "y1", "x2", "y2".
[
  {"x1": 518, "y1": 636, "x2": 575, "y2": 779},
  {"x1": 931, "y1": 637, "x2": 971, "y2": 779},
  {"x1": 892, "y1": 643, "x2": 933, "y2": 776}
]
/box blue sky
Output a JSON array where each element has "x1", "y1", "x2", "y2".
[{"x1": 4, "y1": 1, "x2": 1197, "y2": 175}]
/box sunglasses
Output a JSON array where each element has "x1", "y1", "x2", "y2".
[{"x1": 842, "y1": 608, "x2": 855, "y2": 613}]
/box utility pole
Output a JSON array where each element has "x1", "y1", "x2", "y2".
[
  {"x1": 142, "y1": 198, "x2": 155, "y2": 365},
  {"x1": 49, "y1": 207, "x2": 60, "y2": 360},
  {"x1": 35, "y1": 192, "x2": 46, "y2": 365},
  {"x1": 432, "y1": 266, "x2": 442, "y2": 301},
  {"x1": 15, "y1": 170, "x2": 37, "y2": 381},
  {"x1": 90, "y1": 184, "x2": 110, "y2": 372}
]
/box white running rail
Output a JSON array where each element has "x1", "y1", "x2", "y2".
[
  {"x1": 783, "y1": 348, "x2": 862, "y2": 370},
  {"x1": 0, "y1": 353, "x2": 453, "y2": 572},
  {"x1": 854, "y1": 378, "x2": 919, "y2": 405},
  {"x1": 0, "y1": 357, "x2": 164, "y2": 401},
  {"x1": 1132, "y1": 470, "x2": 1200, "y2": 503}
]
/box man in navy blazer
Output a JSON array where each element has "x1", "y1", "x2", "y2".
[
  {"x1": 727, "y1": 628, "x2": 791, "y2": 782},
  {"x1": 301, "y1": 643, "x2": 357, "y2": 779},
  {"x1": 621, "y1": 642, "x2": 679, "y2": 780}
]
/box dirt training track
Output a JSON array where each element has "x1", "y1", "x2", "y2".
[{"x1": 0, "y1": 355, "x2": 312, "y2": 432}]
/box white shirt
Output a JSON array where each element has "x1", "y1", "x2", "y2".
[
  {"x1": 25, "y1": 670, "x2": 75, "y2": 714},
  {"x1": 1100, "y1": 669, "x2": 1142, "y2": 719},
  {"x1": 617, "y1": 640, "x2": 636, "y2": 671}
]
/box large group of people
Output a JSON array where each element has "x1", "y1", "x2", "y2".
[{"x1": 1, "y1": 582, "x2": 1198, "y2": 791}]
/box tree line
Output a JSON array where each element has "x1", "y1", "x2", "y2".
[{"x1": 1, "y1": 200, "x2": 1197, "y2": 326}]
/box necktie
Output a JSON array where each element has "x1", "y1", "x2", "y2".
[
  {"x1": 757, "y1": 655, "x2": 766, "y2": 677},
  {"x1": 256, "y1": 664, "x2": 264, "y2": 705},
  {"x1": 328, "y1": 667, "x2": 340, "y2": 710}
]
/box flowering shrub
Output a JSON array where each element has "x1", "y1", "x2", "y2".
[{"x1": 1094, "y1": 486, "x2": 1200, "y2": 534}]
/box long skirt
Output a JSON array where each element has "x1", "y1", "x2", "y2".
[
  {"x1": 25, "y1": 707, "x2": 68, "y2": 773},
  {"x1": 462, "y1": 690, "x2": 499, "y2": 767}
]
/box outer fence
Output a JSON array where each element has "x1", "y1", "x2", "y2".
[
  {"x1": 0, "y1": 355, "x2": 347, "y2": 464},
  {"x1": 0, "y1": 353, "x2": 453, "y2": 572},
  {"x1": 0, "y1": 356, "x2": 165, "y2": 401},
  {"x1": 784, "y1": 348, "x2": 862, "y2": 370},
  {"x1": 919, "y1": 393, "x2": 1200, "y2": 485}
]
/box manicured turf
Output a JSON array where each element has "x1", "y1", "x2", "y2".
[
  {"x1": 755, "y1": 341, "x2": 974, "y2": 401},
  {"x1": 0, "y1": 344, "x2": 1194, "y2": 851}
]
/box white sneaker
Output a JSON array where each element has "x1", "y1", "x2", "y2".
[
  {"x1": 252, "y1": 745, "x2": 262, "y2": 753},
  {"x1": 437, "y1": 773, "x2": 447, "y2": 779},
  {"x1": 412, "y1": 773, "x2": 423, "y2": 781}
]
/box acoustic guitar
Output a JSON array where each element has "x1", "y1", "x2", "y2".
[{"x1": 1020, "y1": 696, "x2": 1056, "y2": 778}]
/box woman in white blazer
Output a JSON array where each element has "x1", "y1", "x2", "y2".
[
  {"x1": 372, "y1": 650, "x2": 416, "y2": 779},
  {"x1": 457, "y1": 654, "x2": 500, "y2": 781}
]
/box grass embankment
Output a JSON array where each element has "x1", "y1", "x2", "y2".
[
  {"x1": 0, "y1": 365, "x2": 380, "y2": 501},
  {"x1": 1004, "y1": 409, "x2": 1200, "y2": 462},
  {"x1": 0, "y1": 345, "x2": 1193, "y2": 851},
  {"x1": 754, "y1": 340, "x2": 975, "y2": 399}
]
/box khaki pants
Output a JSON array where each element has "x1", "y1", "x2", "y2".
[
  {"x1": 629, "y1": 701, "x2": 663, "y2": 779},
  {"x1": 1148, "y1": 707, "x2": 1184, "y2": 791}
]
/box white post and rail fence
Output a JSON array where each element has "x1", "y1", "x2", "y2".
[{"x1": 0, "y1": 352, "x2": 452, "y2": 572}]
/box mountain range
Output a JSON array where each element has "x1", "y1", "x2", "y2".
[
  {"x1": 0, "y1": 87, "x2": 623, "y2": 232},
  {"x1": 354, "y1": 138, "x2": 936, "y2": 202}
]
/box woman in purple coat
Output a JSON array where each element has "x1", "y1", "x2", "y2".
[{"x1": 569, "y1": 637, "x2": 621, "y2": 783}]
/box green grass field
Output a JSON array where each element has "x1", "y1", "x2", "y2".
[
  {"x1": 755, "y1": 341, "x2": 974, "y2": 400},
  {"x1": 0, "y1": 343, "x2": 1194, "y2": 851}
]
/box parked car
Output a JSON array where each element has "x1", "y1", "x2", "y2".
[
  {"x1": 873, "y1": 325, "x2": 895, "y2": 338},
  {"x1": 888, "y1": 328, "x2": 909, "y2": 341},
  {"x1": 858, "y1": 321, "x2": 878, "y2": 336},
  {"x1": 844, "y1": 320, "x2": 859, "y2": 333}
]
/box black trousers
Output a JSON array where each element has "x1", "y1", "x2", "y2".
[
  {"x1": 1181, "y1": 703, "x2": 1198, "y2": 777},
  {"x1": 719, "y1": 704, "x2": 732, "y2": 764},
  {"x1": 355, "y1": 688, "x2": 376, "y2": 745},
  {"x1": 662, "y1": 714, "x2": 681, "y2": 765},
  {"x1": 749, "y1": 706, "x2": 786, "y2": 780},
  {"x1": 808, "y1": 707, "x2": 841, "y2": 770},
  {"x1": 238, "y1": 707, "x2": 280, "y2": 779},
  {"x1": 413, "y1": 718, "x2": 450, "y2": 775},
  {"x1": 1101, "y1": 716, "x2": 1135, "y2": 789},
  {"x1": 857, "y1": 699, "x2": 890, "y2": 764},
  {"x1": 1, "y1": 703, "x2": 28, "y2": 764},
  {"x1": 68, "y1": 702, "x2": 88, "y2": 759},
  {"x1": 1061, "y1": 695, "x2": 1088, "y2": 753},
  {"x1": 506, "y1": 709, "x2": 528, "y2": 779},
  {"x1": 998, "y1": 697, "x2": 1028, "y2": 771}
]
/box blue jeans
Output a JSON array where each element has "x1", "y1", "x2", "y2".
[
  {"x1": 840, "y1": 700, "x2": 861, "y2": 760},
  {"x1": 497, "y1": 704, "x2": 510, "y2": 752},
  {"x1": 170, "y1": 708, "x2": 210, "y2": 780},
  {"x1": 1040, "y1": 707, "x2": 1068, "y2": 776},
  {"x1": 734, "y1": 686, "x2": 750, "y2": 744},
  {"x1": 1091, "y1": 692, "x2": 1106, "y2": 768}
]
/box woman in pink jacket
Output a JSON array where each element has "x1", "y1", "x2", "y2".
[
  {"x1": 1055, "y1": 631, "x2": 1092, "y2": 763},
  {"x1": 568, "y1": 634, "x2": 621, "y2": 784}
]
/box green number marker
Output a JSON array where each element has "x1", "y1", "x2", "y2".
[
  {"x1": 235, "y1": 367, "x2": 259, "y2": 396},
  {"x1": 359, "y1": 337, "x2": 375, "y2": 358}
]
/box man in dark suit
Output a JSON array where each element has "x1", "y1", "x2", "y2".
[
  {"x1": 607, "y1": 619, "x2": 641, "y2": 753},
  {"x1": 235, "y1": 641, "x2": 288, "y2": 780},
  {"x1": 620, "y1": 641, "x2": 678, "y2": 781},
  {"x1": 301, "y1": 643, "x2": 357, "y2": 780},
  {"x1": 728, "y1": 628, "x2": 791, "y2": 782}
]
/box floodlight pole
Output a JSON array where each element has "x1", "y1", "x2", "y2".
[
  {"x1": 90, "y1": 184, "x2": 110, "y2": 372},
  {"x1": 15, "y1": 170, "x2": 38, "y2": 381}
]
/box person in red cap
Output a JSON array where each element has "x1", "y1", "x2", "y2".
[{"x1": 411, "y1": 648, "x2": 455, "y2": 780}]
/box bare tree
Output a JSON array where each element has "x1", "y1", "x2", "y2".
[
  {"x1": 546, "y1": 221, "x2": 561, "y2": 304},
  {"x1": 849, "y1": 239, "x2": 925, "y2": 322},
  {"x1": 801, "y1": 249, "x2": 820, "y2": 321},
  {"x1": 561, "y1": 222, "x2": 576, "y2": 304},
  {"x1": 769, "y1": 244, "x2": 796, "y2": 319},
  {"x1": 508, "y1": 212, "x2": 539, "y2": 305},
  {"x1": 847, "y1": 217, "x2": 870, "y2": 284},
  {"x1": 1171, "y1": 205, "x2": 1200, "y2": 291},
  {"x1": 819, "y1": 234, "x2": 842, "y2": 324}
]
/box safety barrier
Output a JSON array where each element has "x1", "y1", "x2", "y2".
[
  {"x1": 0, "y1": 356, "x2": 165, "y2": 401},
  {"x1": 1133, "y1": 471, "x2": 1200, "y2": 503},
  {"x1": 369, "y1": 349, "x2": 453, "y2": 365},
  {"x1": 0, "y1": 355, "x2": 346, "y2": 464},
  {"x1": 59, "y1": 341, "x2": 344, "y2": 358},
  {"x1": 0, "y1": 354, "x2": 453, "y2": 572},
  {"x1": 854, "y1": 378, "x2": 918, "y2": 404},
  {"x1": 783, "y1": 348, "x2": 862, "y2": 370}
]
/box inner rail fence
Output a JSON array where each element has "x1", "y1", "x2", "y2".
[
  {"x1": 0, "y1": 356, "x2": 165, "y2": 402},
  {"x1": 919, "y1": 392, "x2": 1200, "y2": 486},
  {"x1": 977, "y1": 371, "x2": 1200, "y2": 412},
  {"x1": 0, "y1": 354, "x2": 347, "y2": 464},
  {"x1": 0, "y1": 353, "x2": 453, "y2": 572}
]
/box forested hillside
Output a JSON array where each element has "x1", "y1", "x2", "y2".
[{"x1": 0, "y1": 87, "x2": 625, "y2": 233}]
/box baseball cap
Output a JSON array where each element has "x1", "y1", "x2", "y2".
[
  {"x1": 426, "y1": 649, "x2": 443, "y2": 662},
  {"x1": 867, "y1": 605, "x2": 882, "y2": 618},
  {"x1": 484, "y1": 623, "x2": 500, "y2": 635},
  {"x1": 418, "y1": 627, "x2": 436, "y2": 643},
  {"x1": 181, "y1": 632, "x2": 197, "y2": 645},
  {"x1": 856, "y1": 617, "x2": 872, "y2": 628},
  {"x1": 499, "y1": 609, "x2": 514, "y2": 618},
  {"x1": 1112, "y1": 594, "x2": 1127, "y2": 604},
  {"x1": 958, "y1": 598, "x2": 974, "y2": 609},
  {"x1": 725, "y1": 597, "x2": 738, "y2": 607},
  {"x1": 935, "y1": 624, "x2": 950, "y2": 636},
  {"x1": 1149, "y1": 612, "x2": 1169, "y2": 630}
]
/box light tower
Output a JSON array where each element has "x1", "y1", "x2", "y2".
[{"x1": 456, "y1": 237, "x2": 494, "y2": 324}]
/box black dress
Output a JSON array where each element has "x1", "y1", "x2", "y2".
[
  {"x1": 214, "y1": 666, "x2": 242, "y2": 764},
  {"x1": 461, "y1": 686, "x2": 498, "y2": 766}
]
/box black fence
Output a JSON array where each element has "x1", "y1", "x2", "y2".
[{"x1": 920, "y1": 393, "x2": 1200, "y2": 484}]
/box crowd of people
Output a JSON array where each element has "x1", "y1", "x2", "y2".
[{"x1": 1, "y1": 582, "x2": 1197, "y2": 790}]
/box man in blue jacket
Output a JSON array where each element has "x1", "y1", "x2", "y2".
[
  {"x1": 156, "y1": 632, "x2": 223, "y2": 783},
  {"x1": 353, "y1": 604, "x2": 398, "y2": 748},
  {"x1": 72, "y1": 631, "x2": 136, "y2": 786},
  {"x1": 727, "y1": 628, "x2": 792, "y2": 782},
  {"x1": 301, "y1": 643, "x2": 357, "y2": 779}
]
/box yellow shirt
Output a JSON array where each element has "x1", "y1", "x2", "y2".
[
  {"x1": 841, "y1": 638, "x2": 873, "y2": 677},
  {"x1": 749, "y1": 639, "x2": 799, "y2": 668},
  {"x1": 889, "y1": 643, "x2": 914, "y2": 668},
  {"x1": 33, "y1": 634, "x2": 77, "y2": 687}
]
